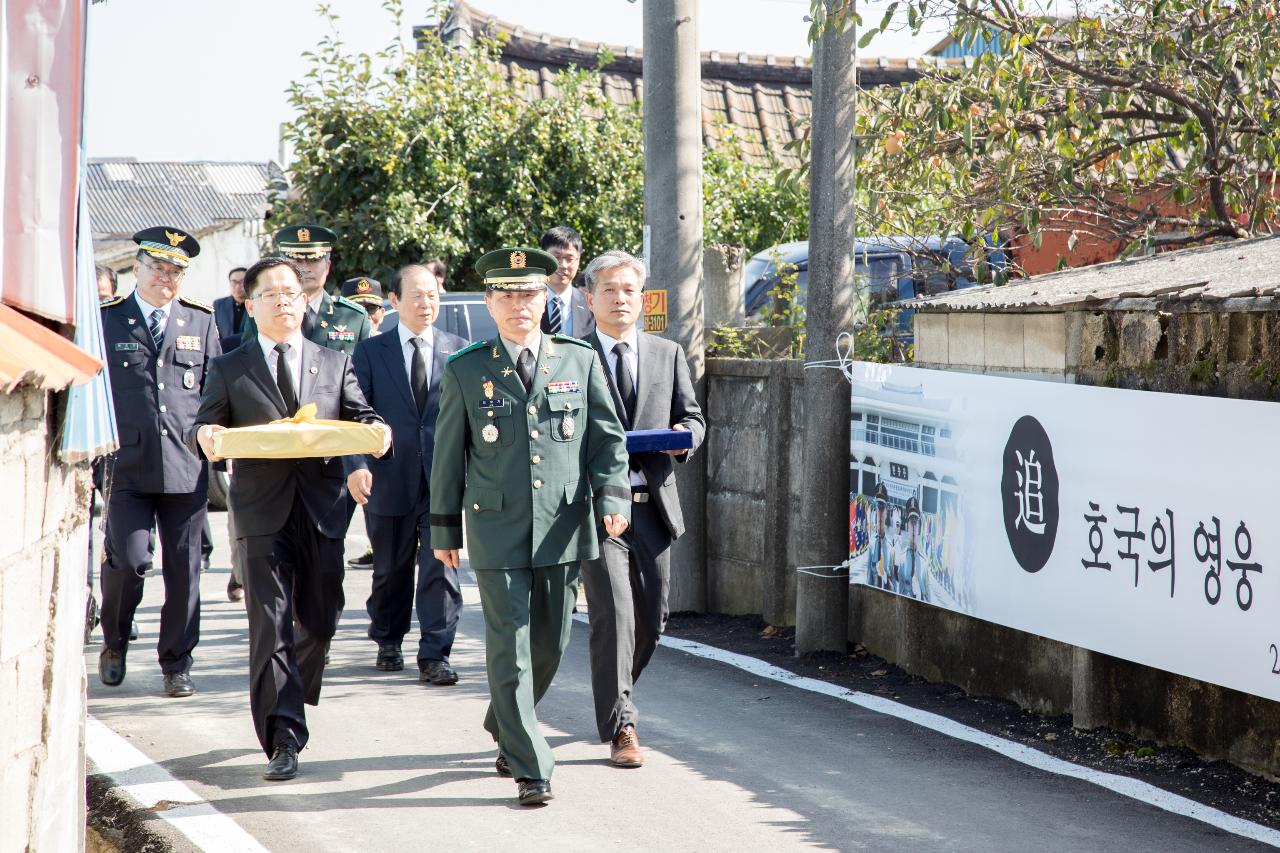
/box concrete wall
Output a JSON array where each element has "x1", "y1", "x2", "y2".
[
  {"x1": 1, "y1": 385, "x2": 91, "y2": 853},
  {"x1": 704, "y1": 359, "x2": 803, "y2": 624}
]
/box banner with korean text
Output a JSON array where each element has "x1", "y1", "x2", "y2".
[{"x1": 847, "y1": 361, "x2": 1280, "y2": 702}]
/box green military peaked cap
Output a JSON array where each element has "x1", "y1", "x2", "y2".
[
  {"x1": 475, "y1": 246, "x2": 558, "y2": 291},
  {"x1": 275, "y1": 223, "x2": 337, "y2": 259}
]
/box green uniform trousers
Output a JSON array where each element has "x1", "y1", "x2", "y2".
[{"x1": 478, "y1": 562, "x2": 579, "y2": 781}]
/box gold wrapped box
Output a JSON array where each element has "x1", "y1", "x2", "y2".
[{"x1": 213, "y1": 408, "x2": 384, "y2": 460}]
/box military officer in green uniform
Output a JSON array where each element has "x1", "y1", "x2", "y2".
[
  {"x1": 431, "y1": 246, "x2": 630, "y2": 806},
  {"x1": 241, "y1": 224, "x2": 372, "y2": 354}
]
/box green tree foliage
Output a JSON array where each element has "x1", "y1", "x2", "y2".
[
  {"x1": 807, "y1": 0, "x2": 1280, "y2": 270},
  {"x1": 276, "y1": 1, "x2": 808, "y2": 288}
]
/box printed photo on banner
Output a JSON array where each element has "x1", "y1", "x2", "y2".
[{"x1": 847, "y1": 374, "x2": 973, "y2": 613}]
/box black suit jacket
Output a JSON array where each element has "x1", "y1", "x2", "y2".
[
  {"x1": 588, "y1": 330, "x2": 705, "y2": 539},
  {"x1": 187, "y1": 338, "x2": 383, "y2": 539},
  {"x1": 344, "y1": 326, "x2": 466, "y2": 517},
  {"x1": 212, "y1": 295, "x2": 247, "y2": 354},
  {"x1": 541, "y1": 285, "x2": 595, "y2": 338}
]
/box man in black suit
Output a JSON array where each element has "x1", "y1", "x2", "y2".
[
  {"x1": 345, "y1": 264, "x2": 466, "y2": 684},
  {"x1": 212, "y1": 266, "x2": 249, "y2": 353},
  {"x1": 98, "y1": 227, "x2": 222, "y2": 698},
  {"x1": 539, "y1": 226, "x2": 594, "y2": 338},
  {"x1": 580, "y1": 249, "x2": 705, "y2": 768},
  {"x1": 189, "y1": 257, "x2": 389, "y2": 782}
]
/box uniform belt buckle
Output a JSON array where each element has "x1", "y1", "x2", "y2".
[{"x1": 632, "y1": 491, "x2": 649, "y2": 503}]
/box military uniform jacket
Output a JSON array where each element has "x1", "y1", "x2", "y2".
[
  {"x1": 241, "y1": 290, "x2": 371, "y2": 356},
  {"x1": 101, "y1": 293, "x2": 223, "y2": 493},
  {"x1": 429, "y1": 334, "x2": 631, "y2": 570}
]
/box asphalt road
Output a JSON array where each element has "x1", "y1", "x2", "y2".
[{"x1": 85, "y1": 507, "x2": 1277, "y2": 853}]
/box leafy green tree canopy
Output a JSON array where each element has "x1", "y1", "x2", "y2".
[
  {"x1": 276, "y1": 0, "x2": 808, "y2": 288},
  {"x1": 809, "y1": 0, "x2": 1280, "y2": 268}
]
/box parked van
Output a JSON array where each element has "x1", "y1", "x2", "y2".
[{"x1": 743, "y1": 236, "x2": 1006, "y2": 340}]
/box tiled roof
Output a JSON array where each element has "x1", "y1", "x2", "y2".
[
  {"x1": 86, "y1": 159, "x2": 281, "y2": 238},
  {"x1": 911, "y1": 234, "x2": 1280, "y2": 313},
  {"x1": 419, "y1": 2, "x2": 962, "y2": 164}
]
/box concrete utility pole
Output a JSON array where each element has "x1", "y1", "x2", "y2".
[
  {"x1": 794, "y1": 1, "x2": 857, "y2": 654},
  {"x1": 643, "y1": 0, "x2": 706, "y2": 612}
]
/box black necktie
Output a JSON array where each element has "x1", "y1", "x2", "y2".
[
  {"x1": 302, "y1": 305, "x2": 316, "y2": 339},
  {"x1": 545, "y1": 294, "x2": 563, "y2": 335},
  {"x1": 409, "y1": 338, "x2": 428, "y2": 414},
  {"x1": 274, "y1": 342, "x2": 297, "y2": 414},
  {"x1": 516, "y1": 348, "x2": 535, "y2": 393},
  {"x1": 613, "y1": 341, "x2": 636, "y2": 425}
]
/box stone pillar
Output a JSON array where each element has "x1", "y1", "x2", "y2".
[
  {"x1": 645, "y1": 0, "x2": 706, "y2": 611},
  {"x1": 794, "y1": 2, "x2": 858, "y2": 654},
  {"x1": 703, "y1": 244, "x2": 746, "y2": 328}
]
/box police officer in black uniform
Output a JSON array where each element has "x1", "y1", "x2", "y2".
[{"x1": 98, "y1": 226, "x2": 222, "y2": 697}]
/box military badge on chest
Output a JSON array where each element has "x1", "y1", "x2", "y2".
[
  {"x1": 478, "y1": 378, "x2": 506, "y2": 443},
  {"x1": 326, "y1": 324, "x2": 356, "y2": 343}
]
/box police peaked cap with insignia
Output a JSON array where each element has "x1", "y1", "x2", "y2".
[
  {"x1": 475, "y1": 246, "x2": 558, "y2": 292},
  {"x1": 904, "y1": 495, "x2": 921, "y2": 520},
  {"x1": 341, "y1": 276, "x2": 383, "y2": 307},
  {"x1": 275, "y1": 223, "x2": 337, "y2": 259},
  {"x1": 874, "y1": 482, "x2": 889, "y2": 505},
  {"x1": 133, "y1": 226, "x2": 200, "y2": 268}
]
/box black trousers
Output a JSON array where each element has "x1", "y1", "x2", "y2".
[
  {"x1": 100, "y1": 488, "x2": 206, "y2": 674},
  {"x1": 239, "y1": 493, "x2": 345, "y2": 756},
  {"x1": 365, "y1": 504, "x2": 462, "y2": 663},
  {"x1": 580, "y1": 499, "x2": 673, "y2": 742}
]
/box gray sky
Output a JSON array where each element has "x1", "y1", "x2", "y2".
[{"x1": 85, "y1": 0, "x2": 944, "y2": 163}]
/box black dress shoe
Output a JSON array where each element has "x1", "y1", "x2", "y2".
[
  {"x1": 347, "y1": 548, "x2": 374, "y2": 569},
  {"x1": 419, "y1": 659, "x2": 458, "y2": 685},
  {"x1": 262, "y1": 744, "x2": 298, "y2": 781},
  {"x1": 98, "y1": 648, "x2": 126, "y2": 686},
  {"x1": 227, "y1": 578, "x2": 244, "y2": 602},
  {"x1": 495, "y1": 753, "x2": 512, "y2": 777},
  {"x1": 129, "y1": 620, "x2": 139, "y2": 641},
  {"x1": 163, "y1": 671, "x2": 195, "y2": 698},
  {"x1": 201, "y1": 555, "x2": 212, "y2": 573},
  {"x1": 375, "y1": 643, "x2": 403, "y2": 671},
  {"x1": 517, "y1": 778, "x2": 553, "y2": 805}
]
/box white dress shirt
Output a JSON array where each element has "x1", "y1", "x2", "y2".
[
  {"x1": 545, "y1": 285, "x2": 573, "y2": 336},
  {"x1": 135, "y1": 290, "x2": 173, "y2": 339},
  {"x1": 397, "y1": 322, "x2": 435, "y2": 388},
  {"x1": 258, "y1": 332, "x2": 304, "y2": 400},
  {"x1": 594, "y1": 327, "x2": 644, "y2": 487}
]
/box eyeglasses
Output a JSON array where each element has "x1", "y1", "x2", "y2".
[
  {"x1": 254, "y1": 290, "x2": 306, "y2": 304},
  {"x1": 139, "y1": 258, "x2": 185, "y2": 280}
]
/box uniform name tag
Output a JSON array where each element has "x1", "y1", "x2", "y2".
[
  {"x1": 175, "y1": 335, "x2": 202, "y2": 351},
  {"x1": 547, "y1": 381, "x2": 581, "y2": 394},
  {"x1": 114, "y1": 342, "x2": 140, "y2": 352},
  {"x1": 479, "y1": 398, "x2": 508, "y2": 410}
]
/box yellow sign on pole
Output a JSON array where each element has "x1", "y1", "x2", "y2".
[{"x1": 643, "y1": 289, "x2": 668, "y2": 333}]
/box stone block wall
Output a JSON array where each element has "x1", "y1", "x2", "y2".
[
  {"x1": 704, "y1": 358, "x2": 804, "y2": 624},
  {"x1": 0, "y1": 384, "x2": 92, "y2": 853}
]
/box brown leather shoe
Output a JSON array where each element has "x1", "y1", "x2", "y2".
[{"x1": 610, "y1": 725, "x2": 643, "y2": 767}]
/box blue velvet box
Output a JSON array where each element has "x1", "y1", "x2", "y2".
[{"x1": 625, "y1": 429, "x2": 694, "y2": 453}]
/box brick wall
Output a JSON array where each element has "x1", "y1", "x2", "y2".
[{"x1": 0, "y1": 384, "x2": 92, "y2": 853}]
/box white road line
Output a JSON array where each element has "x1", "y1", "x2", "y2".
[
  {"x1": 86, "y1": 716, "x2": 270, "y2": 853},
  {"x1": 620, "y1": 620, "x2": 1280, "y2": 849}
]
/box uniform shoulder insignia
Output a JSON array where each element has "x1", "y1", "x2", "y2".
[
  {"x1": 336, "y1": 295, "x2": 369, "y2": 314},
  {"x1": 99, "y1": 295, "x2": 127, "y2": 308},
  {"x1": 448, "y1": 340, "x2": 487, "y2": 362},
  {"x1": 177, "y1": 295, "x2": 213, "y2": 313},
  {"x1": 552, "y1": 334, "x2": 592, "y2": 349}
]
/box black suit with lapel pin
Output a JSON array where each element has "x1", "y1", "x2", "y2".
[
  {"x1": 581, "y1": 327, "x2": 705, "y2": 745},
  {"x1": 187, "y1": 335, "x2": 384, "y2": 757},
  {"x1": 345, "y1": 323, "x2": 467, "y2": 678}
]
